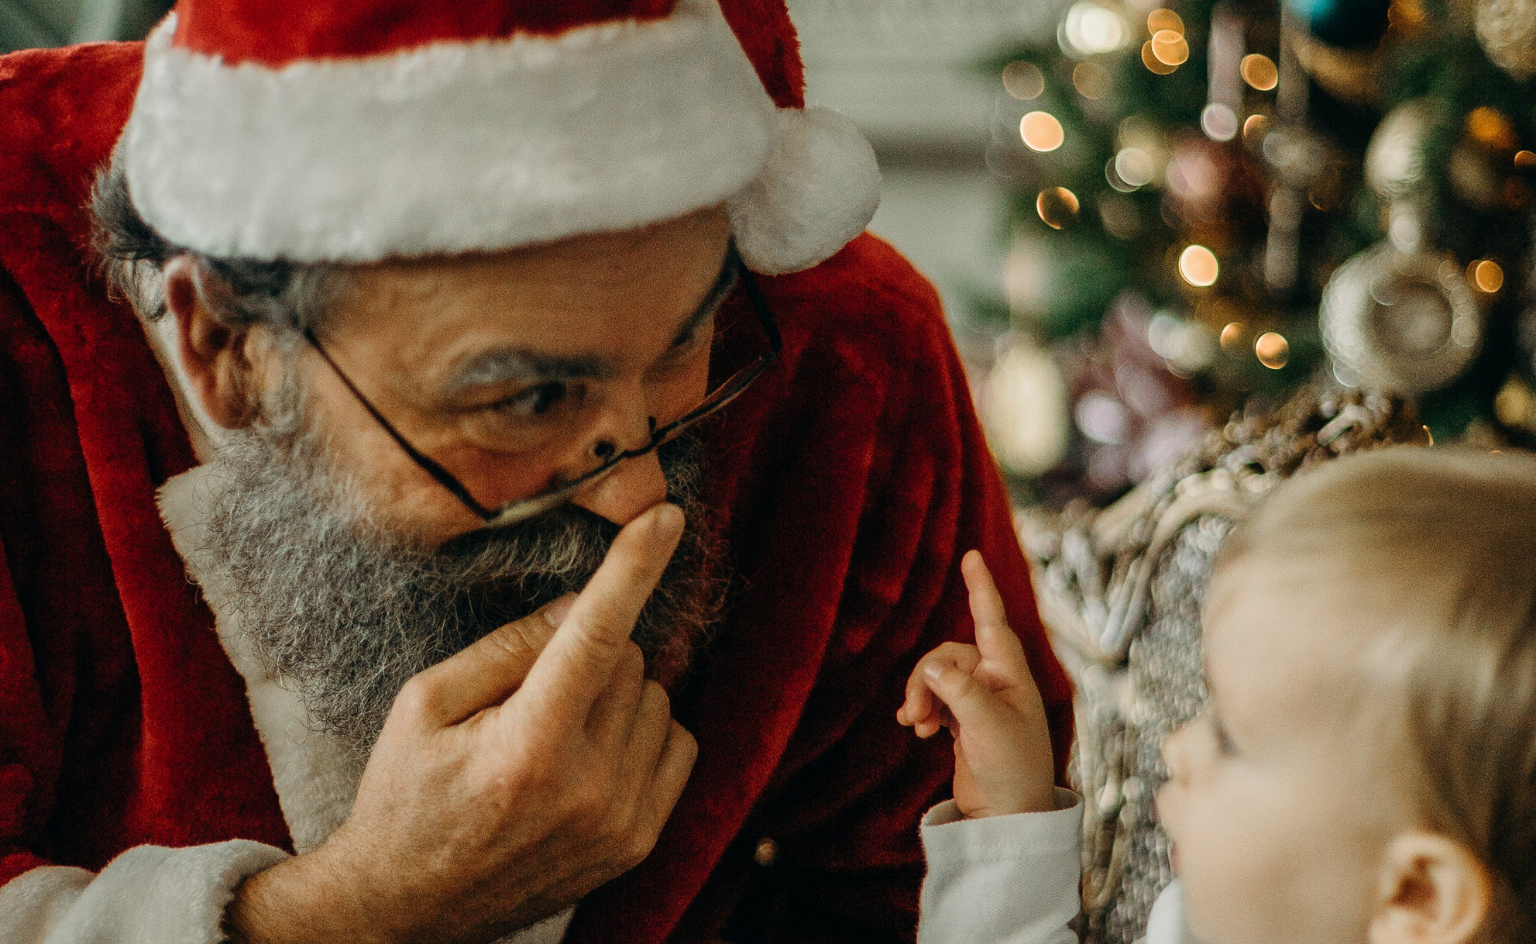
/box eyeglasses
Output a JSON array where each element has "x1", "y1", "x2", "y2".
[{"x1": 305, "y1": 249, "x2": 781, "y2": 532}]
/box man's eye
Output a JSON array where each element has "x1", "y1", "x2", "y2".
[{"x1": 495, "y1": 382, "x2": 569, "y2": 418}]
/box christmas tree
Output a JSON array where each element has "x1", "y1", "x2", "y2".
[{"x1": 970, "y1": 0, "x2": 1536, "y2": 506}]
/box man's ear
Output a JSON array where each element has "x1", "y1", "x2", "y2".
[
  {"x1": 1370, "y1": 832, "x2": 1492, "y2": 944},
  {"x1": 164, "y1": 256, "x2": 259, "y2": 429}
]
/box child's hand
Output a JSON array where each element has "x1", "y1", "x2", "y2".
[{"x1": 897, "y1": 551, "x2": 1057, "y2": 818}]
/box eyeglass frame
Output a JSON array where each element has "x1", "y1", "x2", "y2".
[{"x1": 303, "y1": 247, "x2": 781, "y2": 532}]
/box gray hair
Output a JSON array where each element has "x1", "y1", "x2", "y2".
[{"x1": 90, "y1": 153, "x2": 346, "y2": 334}]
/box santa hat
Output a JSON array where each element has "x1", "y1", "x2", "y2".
[{"x1": 120, "y1": 0, "x2": 880, "y2": 275}]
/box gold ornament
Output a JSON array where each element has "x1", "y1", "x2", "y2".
[{"x1": 1476, "y1": 0, "x2": 1536, "y2": 78}]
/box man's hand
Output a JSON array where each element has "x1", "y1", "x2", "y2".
[
  {"x1": 896, "y1": 551, "x2": 1056, "y2": 819},
  {"x1": 226, "y1": 504, "x2": 698, "y2": 944}
]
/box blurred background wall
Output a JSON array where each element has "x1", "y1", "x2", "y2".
[
  {"x1": 1, "y1": 0, "x2": 167, "y2": 49},
  {"x1": 788, "y1": 0, "x2": 1063, "y2": 330}
]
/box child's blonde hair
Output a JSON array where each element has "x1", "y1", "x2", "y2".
[{"x1": 1217, "y1": 446, "x2": 1536, "y2": 939}]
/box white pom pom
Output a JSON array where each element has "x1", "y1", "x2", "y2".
[{"x1": 727, "y1": 105, "x2": 881, "y2": 275}]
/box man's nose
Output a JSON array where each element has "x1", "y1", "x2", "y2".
[{"x1": 570, "y1": 449, "x2": 669, "y2": 526}]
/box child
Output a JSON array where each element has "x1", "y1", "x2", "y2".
[{"x1": 899, "y1": 446, "x2": 1536, "y2": 944}]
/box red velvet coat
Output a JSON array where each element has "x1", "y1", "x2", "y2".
[{"x1": 0, "y1": 41, "x2": 1073, "y2": 943}]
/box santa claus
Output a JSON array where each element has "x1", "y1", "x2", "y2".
[{"x1": 0, "y1": 1, "x2": 1073, "y2": 941}]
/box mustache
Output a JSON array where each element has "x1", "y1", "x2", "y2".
[{"x1": 193, "y1": 417, "x2": 724, "y2": 764}]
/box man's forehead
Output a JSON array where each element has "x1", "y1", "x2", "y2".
[{"x1": 323, "y1": 213, "x2": 734, "y2": 392}]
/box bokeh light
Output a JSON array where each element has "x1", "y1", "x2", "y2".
[
  {"x1": 1073, "y1": 61, "x2": 1114, "y2": 100},
  {"x1": 1114, "y1": 147, "x2": 1156, "y2": 187},
  {"x1": 1003, "y1": 61, "x2": 1045, "y2": 100},
  {"x1": 1255, "y1": 332, "x2": 1289, "y2": 369},
  {"x1": 1515, "y1": 149, "x2": 1536, "y2": 169},
  {"x1": 1240, "y1": 54, "x2": 1278, "y2": 91},
  {"x1": 1037, "y1": 187, "x2": 1082, "y2": 229},
  {"x1": 1178, "y1": 245, "x2": 1219, "y2": 286},
  {"x1": 1466, "y1": 106, "x2": 1517, "y2": 152},
  {"x1": 1243, "y1": 114, "x2": 1269, "y2": 139},
  {"x1": 1147, "y1": 8, "x2": 1184, "y2": 34},
  {"x1": 1201, "y1": 104, "x2": 1238, "y2": 141},
  {"x1": 1151, "y1": 30, "x2": 1190, "y2": 66},
  {"x1": 1063, "y1": 2, "x2": 1130, "y2": 55},
  {"x1": 1142, "y1": 40, "x2": 1178, "y2": 74},
  {"x1": 1021, "y1": 111, "x2": 1066, "y2": 152},
  {"x1": 1220, "y1": 321, "x2": 1245, "y2": 354},
  {"x1": 1470, "y1": 259, "x2": 1504, "y2": 293}
]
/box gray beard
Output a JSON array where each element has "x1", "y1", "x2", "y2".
[{"x1": 187, "y1": 400, "x2": 726, "y2": 764}]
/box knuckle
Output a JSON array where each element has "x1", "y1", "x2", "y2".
[
  {"x1": 576, "y1": 617, "x2": 631, "y2": 660},
  {"x1": 572, "y1": 777, "x2": 610, "y2": 818},
  {"x1": 490, "y1": 618, "x2": 551, "y2": 661},
  {"x1": 393, "y1": 675, "x2": 442, "y2": 722}
]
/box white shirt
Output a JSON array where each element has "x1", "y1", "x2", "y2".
[{"x1": 918, "y1": 790, "x2": 1197, "y2": 944}]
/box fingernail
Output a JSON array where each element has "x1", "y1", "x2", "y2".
[
  {"x1": 543, "y1": 595, "x2": 576, "y2": 627},
  {"x1": 923, "y1": 662, "x2": 943, "y2": 681}
]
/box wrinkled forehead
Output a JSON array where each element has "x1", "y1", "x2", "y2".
[{"x1": 318, "y1": 206, "x2": 734, "y2": 379}]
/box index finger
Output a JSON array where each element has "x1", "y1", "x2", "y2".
[
  {"x1": 962, "y1": 551, "x2": 1029, "y2": 677},
  {"x1": 518, "y1": 503, "x2": 685, "y2": 723}
]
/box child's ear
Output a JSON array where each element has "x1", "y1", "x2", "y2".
[{"x1": 1369, "y1": 832, "x2": 1492, "y2": 944}]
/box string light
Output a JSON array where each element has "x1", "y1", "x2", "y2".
[
  {"x1": 1002, "y1": 61, "x2": 1045, "y2": 100},
  {"x1": 1178, "y1": 245, "x2": 1219, "y2": 286},
  {"x1": 1239, "y1": 54, "x2": 1278, "y2": 91},
  {"x1": 1021, "y1": 111, "x2": 1065, "y2": 152},
  {"x1": 1037, "y1": 187, "x2": 1081, "y2": 229},
  {"x1": 1255, "y1": 332, "x2": 1289, "y2": 369}
]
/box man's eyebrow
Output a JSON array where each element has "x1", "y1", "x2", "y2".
[
  {"x1": 673, "y1": 251, "x2": 740, "y2": 347},
  {"x1": 442, "y1": 250, "x2": 739, "y2": 398},
  {"x1": 444, "y1": 350, "x2": 613, "y2": 396}
]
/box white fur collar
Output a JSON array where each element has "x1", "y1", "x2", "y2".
[
  {"x1": 155, "y1": 467, "x2": 576, "y2": 942},
  {"x1": 158, "y1": 466, "x2": 358, "y2": 855}
]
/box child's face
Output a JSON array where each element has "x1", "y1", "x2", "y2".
[{"x1": 1155, "y1": 561, "x2": 1414, "y2": 944}]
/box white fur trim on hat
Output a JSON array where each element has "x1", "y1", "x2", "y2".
[
  {"x1": 728, "y1": 105, "x2": 881, "y2": 275},
  {"x1": 124, "y1": 0, "x2": 777, "y2": 263}
]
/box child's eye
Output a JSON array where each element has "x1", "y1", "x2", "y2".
[{"x1": 1212, "y1": 716, "x2": 1238, "y2": 757}]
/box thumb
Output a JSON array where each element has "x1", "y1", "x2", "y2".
[{"x1": 402, "y1": 594, "x2": 576, "y2": 727}]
